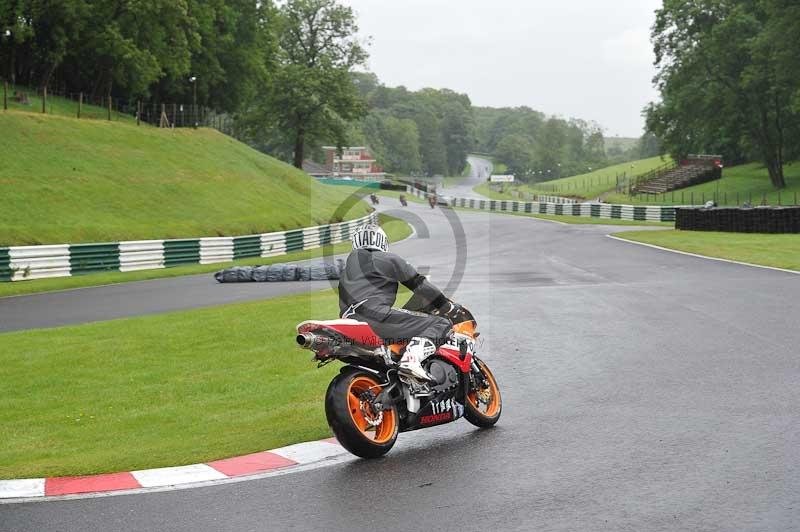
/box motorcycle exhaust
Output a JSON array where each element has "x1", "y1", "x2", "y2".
[
  {"x1": 297, "y1": 332, "x2": 385, "y2": 363},
  {"x1": 296, "y1": 333, "x2": 335, "y2": 350}
]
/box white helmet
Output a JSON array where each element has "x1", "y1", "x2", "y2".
[{"x1": 351, "y1": 223, "x2": 388, "y2": 252}]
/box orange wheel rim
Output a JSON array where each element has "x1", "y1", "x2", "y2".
[
  {"x1": 467, "y1": 361, "x2": 501, "y2": 417},
  {"x1": 347, "y1": 375, "x2": 396, "y2": 444}
]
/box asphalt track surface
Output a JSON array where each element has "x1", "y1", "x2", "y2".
[
  {"x1": 3, "y1": 200, "x2": 800, "y2": 531},
  {"x1": 441, "y1": 154, "x2": 492, "y2": 199}
]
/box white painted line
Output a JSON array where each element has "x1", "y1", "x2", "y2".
[
  {"x1": 269, "y1": 441, "x2": 349, "y2": 465},
  {"x1": 0, "y1": 478, "x2": 45, "y2": 499},
  {"x1": 606, "y1": 234, "x2": 800, "y2": 275},
  {"x1": 132, "y1": 464, "x2": 227, "y2": 488}
]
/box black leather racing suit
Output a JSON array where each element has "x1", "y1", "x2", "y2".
[{"x1": 338, "y1": 248, "x2": 451, "y2": 345}]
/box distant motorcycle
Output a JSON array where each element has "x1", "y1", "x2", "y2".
[
  {"x1": 399, "y1": 194, "x2": 408, "y2": 207},
  {"x1": 370, "y1": 193, "x2": 380, "y2": 205},
  {"x1": 428, "y1": 195, "x2": 437, "y2": 209}
]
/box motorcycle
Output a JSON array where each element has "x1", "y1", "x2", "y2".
[
  {"x1": 399, "y1": 194, "x2": 408, "y2": 207},
  {"x1": 295, "y1": 302, "x2": 501, "y2": 458},
  {"x1": 370, "y1": 193, "x2": 380, "y2": 205}
]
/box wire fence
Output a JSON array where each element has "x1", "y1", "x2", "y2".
[{"x1": 1, "y1": 82, "x2": 240, "y2": 138}]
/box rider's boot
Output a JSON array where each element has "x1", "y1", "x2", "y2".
[{"x1": 399, "y1": 337, "x2": 436, "y2": 381}]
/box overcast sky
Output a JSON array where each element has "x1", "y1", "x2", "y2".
[{"x1": 340, "y1": 0, "x2": 663, "y2": 137}]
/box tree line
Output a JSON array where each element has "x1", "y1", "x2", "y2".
[
  {"x1": 343, "y1": 73, "x2": 474, "y2": 177},
  {"x1": 646, "y1": 0, "x2": 799, "y2": 188},
  {"x1": 2, "y1": 0, "x2": 649, "y2": 179},
  {"x1": 0, "y1": 0, "x2": 273, "y2": 113},
  {"x1": 471, "y1": 107, "x2": 661, "y2": 182}
]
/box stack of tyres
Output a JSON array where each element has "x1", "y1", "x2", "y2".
[{"x1": 675, "y1": 206, "x2": 800, "y2": 233}]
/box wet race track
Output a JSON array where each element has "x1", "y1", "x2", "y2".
[{"x1": 2, "y1": 197, "x2": 799, "y2": 531}]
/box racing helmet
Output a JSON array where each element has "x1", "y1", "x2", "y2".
[{"x1": 351, "y1": 223, "x2": 388, "y2": 252}]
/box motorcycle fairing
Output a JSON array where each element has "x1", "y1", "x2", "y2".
[{"x1": 400, "y1": 380, "x2": 466, "y2": 432}]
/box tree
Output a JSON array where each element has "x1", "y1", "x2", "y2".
[
  {"x1": 29, "y1": 0, "x2": 87, "y2": 92},
  {"x1": 440, "y1": 100, "x2": 474, "y2": 175},
  {"x1": 534, "y1": 118, "x2": 567, "y2": 174},
  {"x1": 637, "y1": 132, "x2": 661, "y2": 158},
  {"x1": 172, "y1": 0, "x2": 274, "y2": 111},
  {"x1": 361, "y1": 112, "x2": 422, "y2": 174},
  {"x1": 256, "y1": 0, "x2": 368, "y2": 168},
  {"x1": 495, "y1": 133, "x2": 533, "y2": 178},
  {"x1": 647, "y1": 0, "x2": 800, "y2": 188},
  {"x1": 79, "y1": 0, "x2": 191, "y2": 100},
  {"x1": 0, "y1": 0, "x2": 34, "y2": 84}
]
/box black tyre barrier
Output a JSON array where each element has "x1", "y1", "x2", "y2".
[
  {"x1": 675, "y1": 206, "x2": 800, "y2": 233},
  {"x1": 214, "y1": 260, "x2": 346, "y2": 283}
]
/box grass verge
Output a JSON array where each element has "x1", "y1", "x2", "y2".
[
  {"x1": 0, "y1": 214, "x2": 411, "y2": 298},
  {"x1": 613, "y1": 230, "x2": 800, "y2": 271},
  {"x1": 0, "y1": 289, "x2": 341, "y2": 479}
]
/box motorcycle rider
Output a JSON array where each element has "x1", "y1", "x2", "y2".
[{"x1": 338, "y1": 223, "x2": 452, "y2": 382}]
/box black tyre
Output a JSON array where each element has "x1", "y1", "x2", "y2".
[
  {"x1": 465, "y1": 357, "x2": 502, "y2": 428},
  {"x1": 325, "y1": 368, "x2": 398, "y2": 458}
]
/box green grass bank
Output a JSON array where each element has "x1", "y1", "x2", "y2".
[
  {"x1": 603, "y1": 162, "x2": 800, "y2": 206},
  {"x1": 0, "y1": 111, "x2": 370, "y2": 246}
]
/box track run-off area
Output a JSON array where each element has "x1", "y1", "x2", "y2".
[{"x1": 1, "y1": 199, "x2": 798, "y2": 531}]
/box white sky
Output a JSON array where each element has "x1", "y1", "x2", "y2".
[{"x1": 340, "y1": 0, "x2": 662, "y2": 137}]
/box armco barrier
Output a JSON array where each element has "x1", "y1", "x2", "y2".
[{"x1": 0, "y1": 212, "x2": 377, "y2": 282}]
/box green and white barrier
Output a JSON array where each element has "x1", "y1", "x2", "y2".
[
  {"x1": 0, "y1": 213, "x2": 377, "y2": 282},
  {"x1": 448, "y1": 196, "x2": 676, "y2": 222},
  {"x1": 404, "y1": 185, "x2": 677, "y2": 223}
]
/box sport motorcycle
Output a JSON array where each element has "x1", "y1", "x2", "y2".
[{"x1": 295, "y1": 302, "x2": 501, "y2": 458}]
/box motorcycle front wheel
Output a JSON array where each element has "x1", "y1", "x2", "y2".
[
  {"x1": 325, "y1": 368, "x2": 399, "y2": 458},
  {"x1": 465, "y1": 357, "x2": 502, "y2": 428}
]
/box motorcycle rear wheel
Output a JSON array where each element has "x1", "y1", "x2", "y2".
[
  {"x1": 465, "y1": 357, "x2": 502, "y2": 428},
  {"x1": 325, "y1": 368, "x2": 399, "y2": 458}
]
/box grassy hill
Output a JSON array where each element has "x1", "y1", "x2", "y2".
[
  {"x1": 0, "y1": 111, "x2": 370, "y2": 246},
  {"x1": 474, "y1": 155, "x2": 671, "y2": 200},
  {"x1": 603, "y1": 162, "x2": 800, "y2": 206}
]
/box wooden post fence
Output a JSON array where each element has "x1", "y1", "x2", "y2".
[
  {"x1": 77, "y1": 92, "x2": 82, "y2": 119},
  {"x1": 41, "y1": 86, "x2": 47, "y2": 114},
  {"x1": 2, "y1": 80, "x2": 6, "y2": 111},
  {"x1": 159, "y1": 103, "x2": 169, "y2": 128},
  {"x1": 107, "y1": 95, "x2": 112, "y2": 120}
]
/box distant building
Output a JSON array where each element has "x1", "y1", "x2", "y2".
[
  {"x1": 302, "y1": 159, "x2": 333, "y2": 178},
  {"x1": 322, "y1": 146, "x2": 386, "y2": 180}
]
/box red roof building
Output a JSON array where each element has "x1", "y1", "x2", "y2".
[{"x1": 322, "y1": 147, "x2": 386, "y2": 180}]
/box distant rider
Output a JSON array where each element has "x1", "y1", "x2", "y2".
[{"x1": 338, "y1": 223, "x2": 452, "y2": 381}]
